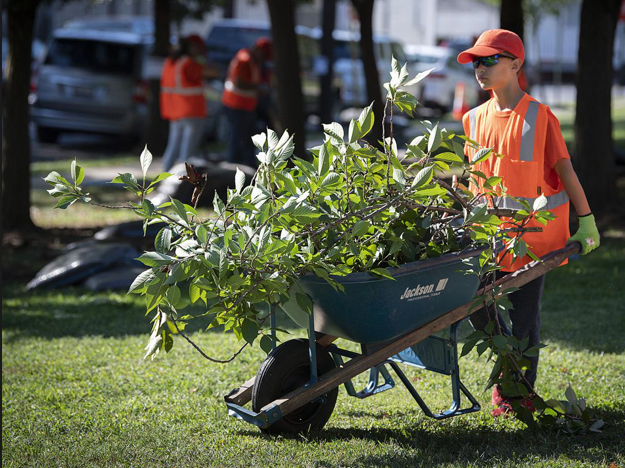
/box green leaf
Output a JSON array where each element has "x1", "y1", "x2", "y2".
[
  {"x1": 352, "y1": 220, "x2": 370, "y2": 237},
  {"x1": 170, "y1": 198, "x2": 188, "y2": 224},
  {"x1": 320, "y1": 172, "x2": 341, "y2": 189},
  {"x1": 357, "y1": 102, "x2": 375, "y2": 138},
  {"x1": 70, "y1": 160, "x2": 85, "y2": 185},
  {"x1": 252, "y1": 132, "x2": 267, "y2": 151},
  {"x1": 460, "y1": 338, "x2": 480, "y2": 358},
  {"x1": 140, "y1": 144, "x2": 152, "y2": 181},
  {"x1": 427, "y1": 123, "x2": 442, "y2": 153},
  {"x1": 155, "y1": 227, "x2": 172, "y2": 253},
  {"x1": 137, "y1": 252, "x2": 175, "y2": 267},
  {"x1": 55, "y1": 195, "x2": 78, "y2": 210},
  {"x1": 111, "y1": 172, "x2": 139, "y2": 189},
  {"x1": 434, "y1": 152, "x2": 463, "y2": 164},
  {"x1": 317, "y1": 141, "x2": 330, "y2": 175},
  {"x1": 492, "y1": 335, "x2": 508, "y2": 350},
  {"x1": 166, "y1": 285, "x2": 181, "y2": 307},
  {"x1": 465, "y1": 204, "x2": 488, "y2": 224},
  {"x1": 241, "y1": 319, "x2": 259, "y2": 345},
  {"x1": 392, "y1": 167, "x2": 406, "y2": 186},
  {"x1": 295, "y1": 292, "x2": 313, "y2": 314},
  {"x1": 43, "y1": 171, "x2": 71, "y2": 187},
  {"x1": 565, "y1": 385, "x2": 578, "y2": 405},
  {"x1": 128, "y1": 268, "x2": 157, "y2": 293},
  {"x1": 589, "y1": 419, "x2": 604, "y2": 433},
  {"x1": 260, "y1": 335, "x2": 274, "y2": 354},
  {"x1": 275, "y1": 172, "x2": 298, "y2": 195},
  {"x1": 403, "y1": 67, "x2": 435, "y2": 87},
  {"x1": 348, "y1": 119, "x2": 360, "y2": 144},
  {"x1": 322, "y1": 122, "x2": 344, "y2": 143},
  {"x1": 147, "y1": 172, "x2": 173, "y2": 189},
  {"x1": 218, "y1": 249, "x2": 227, "y2": 280},
  {"x1": 411, "y1": 166, "x2": 434, "y2": 189},
  {"x1": 370, "y1": 268, "x2": 394, "y2": 280},
  {"x1": 235, "y1": 167, "x2": 246, "y2": 193},
  {"x1": 195, "y1": 224, "x2": 208, "y2": 245},
  {"x1": 533, "y1": 194, "x2": 548, "y2": 212},
  {"x1": 471, "y1": 148, "x2": 492, "y2": 165},
  {"x1": 189, "y1": 283, "x2": 201, "y2": 304}
]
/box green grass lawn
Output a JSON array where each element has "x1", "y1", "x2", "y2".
[{"x1": 3, "y1": 235, "x2": 624, "y2": 467}]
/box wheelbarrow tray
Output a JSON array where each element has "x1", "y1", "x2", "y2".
[{"x1": 280, "y1": 247, "x2": 486, "y2": 344}]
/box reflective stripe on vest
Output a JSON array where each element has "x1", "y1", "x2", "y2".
[
  {"x1": 495, "y1": 191, "x2": 570, "y2": 211},
  {"x1": 224, "y1": 79, "x2": 257, "y2": 99},
  {"x1": 469, "y1": 107, "x2": 477, "y2": 140},
  {"x1": 161, "y1": 57, "x2": 204, "y2": 96},
  {"x1": 520, "y1": 100, "x2": 539, "y2": 162}
]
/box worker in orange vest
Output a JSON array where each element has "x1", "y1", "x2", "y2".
[
  {"x1": 160, "y1": 34, "x2": 219, "y2": 172},
  {"x1": 221, "y1": 37, "x2": 272, "y2": 167},
  {"x1": 457, "y1": 30, "x2": 600, "y2": 416}
]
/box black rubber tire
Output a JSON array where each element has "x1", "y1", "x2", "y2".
[
  {"x1": 252, "y1": 338, "x2": 338, "y2": 434},
  {"x1": 36, "y1": 126, "x2": 60, "y2": 144}
]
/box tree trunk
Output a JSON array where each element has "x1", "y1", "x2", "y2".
[
  {"x1": 500, "y1": 0, "x2": 524, "y2": 42},
  {"x1": 266, "y1": 0, "x2": 306, "y2": 159},
  {"x1": 573, "y1": 0, "x2": 620, "y2": 214},
  {"x1": 351, "y1": 0, "x2": 384, "y2": 147},
  {"x1": 2, "y1": 0, "x2": 40, "y2": 231},
  {"x1": 146, "y1": 0, "x2": 171, "y2": 156},
  {"x1": 319, "y1": 0, "x2": 337, "y2": 123}
]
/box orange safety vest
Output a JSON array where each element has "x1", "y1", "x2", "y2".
[
  {"x1": 221, "y1": 49, "x2": 260, "y2": 112},
  {"x1": 463, "y1": 95, "x2": 570, "y2": 272},
  {"x1": 160, "y1": 56, "x2": 206, "y2": 121}
]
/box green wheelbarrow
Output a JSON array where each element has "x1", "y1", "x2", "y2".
[{"x1": 224, "y1": 243, "x2": 580, "y2": 434}]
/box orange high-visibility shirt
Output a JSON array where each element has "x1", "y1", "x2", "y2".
[
  {"x1": 221, "y1": 49, "x2": 260, "y2": 112},
  {"x1": 463, "y1": 93, "x2": 571, "y2": 272},
  {"x1": 160, "y1": 56, "x2": 206, "y2": 121}
]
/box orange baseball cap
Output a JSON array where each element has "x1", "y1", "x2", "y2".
[
  {"x1": 457, "y1": 29, "x2": 524, "y2": 65},
  {"x1": 255, "y1": 37, "x2": 273, "y2": 60},
  {"x1": 185, "y1": 34, "x2": 206, "y2": 54}
]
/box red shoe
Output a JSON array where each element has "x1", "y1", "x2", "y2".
[
  {"x1": 491, "y1": 385, "x2": 506, "y2": 406},
  {"x1": 491, "y1": 385, "x2": 536, "y2": 417}
]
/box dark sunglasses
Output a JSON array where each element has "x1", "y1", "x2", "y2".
[{"x1": 472, "y1": 54, "x2": 516, "y2": 69}]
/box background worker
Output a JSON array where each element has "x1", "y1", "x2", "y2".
[
  {"x1": 457, "y1": 29, "x2": 600, "y2": 416},
  {"x1": 160, "y1": 34, "x2": 220, "y2": 172},
  {"x1": 221, "y1": 37, "x2": 272, "y2": 167}
]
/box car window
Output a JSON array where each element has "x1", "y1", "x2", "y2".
[
  {"x1": 408, "y1": 53, "x2": 439, "y2": 64},
  {"x1": 207, "y1": 26, "x2": 269, "y2": 50},
  {"x1": 45, "y1": 38, "x2": 137, "y2": 75}
]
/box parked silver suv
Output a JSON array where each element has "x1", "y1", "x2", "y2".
[{"x1": 30, "y1": 28, "x2": 152, "y2": 143}]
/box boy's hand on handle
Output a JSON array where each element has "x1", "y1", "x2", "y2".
[{"x1": 567, "y1": 214, "x2": 600, "y2": 255}]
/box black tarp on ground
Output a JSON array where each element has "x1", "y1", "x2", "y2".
[{"x1": 27, "y1": 242, "x2": 140, "y2": 290}]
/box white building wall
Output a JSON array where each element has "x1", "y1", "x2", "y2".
[
  {"x1": 525, "y1": 1, "x2": 581, "y2": 68},
  {"x1": 436, "y1": 0, "x2": 498, "y2": 43},
  {"x1": 372, "y1": 0, "x2": 437, "y2": 46}
]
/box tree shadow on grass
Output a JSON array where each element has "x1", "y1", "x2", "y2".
[
  {"x1": 2, "y1": 283, "x2": 300, "y2": 342},
  {"x1": 236, "y1": 405, "x2": 625, "y2": 468}
]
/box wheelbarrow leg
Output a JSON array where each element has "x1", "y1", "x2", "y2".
[
  {"x1": 332, "y1": 350, "x2": 396, "y2": 398},
  {"x1": 386, "y1": 322, "x2": 481, "y2": 419}
]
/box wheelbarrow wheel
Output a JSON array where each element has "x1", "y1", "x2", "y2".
[{"x1": 252, "y1": 338, "x2": 338, "y2": 434}]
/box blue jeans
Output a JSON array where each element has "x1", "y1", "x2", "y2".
[
  {"x1": 469, "y1": 272, "x2": 545, "y2": 389},
  {"x1": 223, "y1": 106, "x2": 257, "y2": 167},
  {"x1": 162, "y1": 117, "x2": 204, "y2": 172}
]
